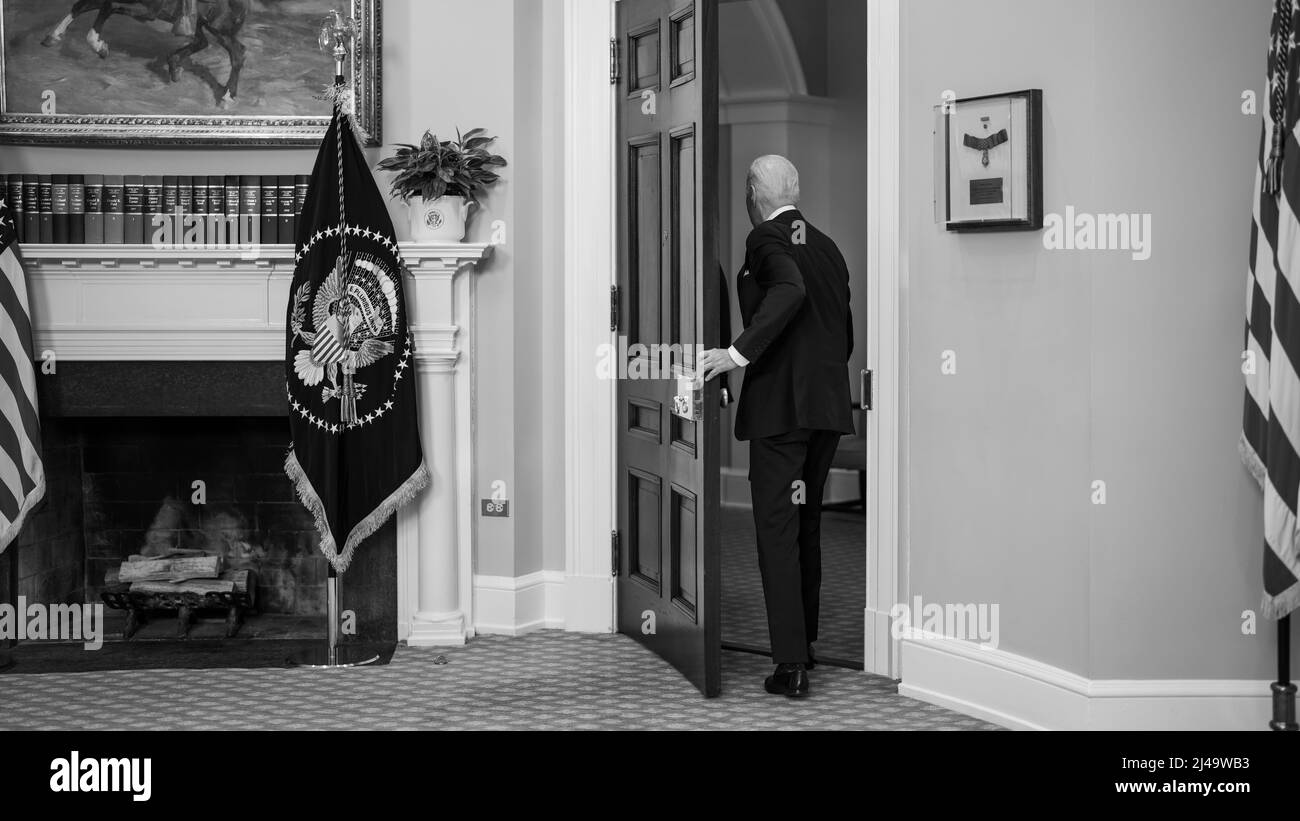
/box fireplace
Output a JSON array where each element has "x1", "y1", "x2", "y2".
[{"x1": 10, "y1": 241, "x2": 489, "y2": 645}]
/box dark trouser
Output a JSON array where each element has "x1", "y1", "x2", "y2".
[{"x1": 748, "y1": 428, "x2": 842, "y2": 665}]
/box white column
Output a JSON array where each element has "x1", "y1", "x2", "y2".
[
  {"x1": 407, "y1": 354, "x2": 465, "y2": 646},
  {"x1": 394, "y1": 244, "x2": 489, "y2": 646}
]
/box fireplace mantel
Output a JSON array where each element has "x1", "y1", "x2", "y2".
[
  {"x1": 22, "y1": 241, "x2": 492, "y2": 646},
  {"x1": 22, "y1": 242, "x2": 491, "y2": 361}
]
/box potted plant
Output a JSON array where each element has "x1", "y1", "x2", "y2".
[{"x1": 376, "y1": 128, "x2": 507, "y2": 242}]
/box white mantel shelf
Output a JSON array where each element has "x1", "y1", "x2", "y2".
[{"x1": 21, "y1": 242, "x2": 492, "y2": 361}]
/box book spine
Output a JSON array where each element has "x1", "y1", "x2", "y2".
[
  {"x1": 51, "y1": 175, "x2": 70, "y2": 244},
  {"x1": 68, "y1": 175, "x2": 85, "y2": 244},
  {"x1": 22, "y1": 175, "x2": 39, "y2": 242},
  {"x1": 123, "y1": 175, "x2": 144, "y2": 244},
  {"x1": 192, "y1": 176, "x2": 209, "y2": 247},
  {"x1": 176, "y1": 176, "x2": 193, "y2": 247},
  {"x1": 143, "y1": 175, "x2": 163, "y2": 246},
  {"x1": 8, "y1": 174, "x2": 25, "y2": 244},
  {"x1": 260, "y1": 176, "x2": 278, "y2": 245},
  {"x1": 279, "y1": 175, "x2": 296, "y2": 247},
  {"x1": 38, "y1": 174, "x2": 53, "y2": 243},
  {"x1": 83, "y1": 174, "x2": 104, "y2": 244},
  {"x1": 162, "y1": 175, "x2": 178, "y2": 247},
  {"x1": 104, "y1": 175, "x2": 125, "y2": 244},
  {"x1": 223, "y1": 175, "x2": 239, "y2": 247},
  {"x1": 207, "y1": 176, "x2": 226, "y2": 246},
  {"x1": 294, "y1": 174, "x2": 309, "y2": 243},
  {"x1": 239, "y1": 174, "x2": 260, "y2": 246}
]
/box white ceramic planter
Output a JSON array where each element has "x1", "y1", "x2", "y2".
[{"x1": 409, "y1": 195, "x2": 472, "y2": 242}]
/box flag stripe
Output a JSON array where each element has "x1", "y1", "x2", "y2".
[
  {"x1": 0, "y1": 409, "x2": 33, "y2": 499},
  {"x1": 0, "y1": 437, "x2": 30, "y2": 523},
  {"x1": 0, "y1": 370, "x2": 38, "y2": 493},
  {"x1": 0, "y1": 470, "x2": 19, "y2": 524},
  {"x1": 0, "y1": 250, "x2": 35, "y2": 362},
  {"x1": 0, "y1": 324, "x2": 41, "y2": 453}
]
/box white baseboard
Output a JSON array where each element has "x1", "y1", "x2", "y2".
[
  {"x1": 473, "y1": 571, "x2": 565, "y2": 636},
  {"x1": 720, "y1": 466, "x2": 861, "y2": 508},
  {"x1": 898, "y1": 634, "x2": 1275, "y2": 731}
]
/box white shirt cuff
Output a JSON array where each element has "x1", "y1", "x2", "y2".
[{"x1": 727, "y1": 345, "x2": 749, "y2": 368}]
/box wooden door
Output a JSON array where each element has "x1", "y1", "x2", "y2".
[{"x1": 614, "y1": 0, "x2": 721, "y2": 696}]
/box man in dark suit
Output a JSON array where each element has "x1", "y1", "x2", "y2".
[{"x1": 700, "y1": 155, "x2": 854, "y2": 698}]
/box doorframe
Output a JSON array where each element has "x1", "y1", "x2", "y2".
[
  {"x1": 562, "y1": 0, "x2": 906, "y2": 680},
  {"x1": 561, "y1": 0, "x2": 618, "y2": 632},
  {"x1": 864, "y1": 0, "x2": 904, "y2": 680}
]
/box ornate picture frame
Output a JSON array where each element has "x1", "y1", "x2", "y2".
[
  {"x1": 0, "y1": 0, "x2": 381, "y2": 147},
  {"x1": 941, "y1": 89, "x2": 1043, "y2": 232}
]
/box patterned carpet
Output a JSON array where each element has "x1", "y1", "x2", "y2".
[
  {"x1": 0, "y1": 631, "x2": 999, "y2": 730},
  {"x1": 722, "y1": 505, "x2": 865, "y2": 664}
]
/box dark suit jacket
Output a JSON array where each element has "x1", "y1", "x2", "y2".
[{"x1": 732, "y1": 209, "x2": 854, "y2": 441}]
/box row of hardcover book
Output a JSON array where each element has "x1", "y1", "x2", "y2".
[{"x1": 2, "y1": 174, "x2": 312, "y2": 246}]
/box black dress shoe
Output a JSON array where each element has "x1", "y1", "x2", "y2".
[
  {"x1": 806, "y1": 644, "x2": 816, "y2": 670},
  {"x1": 764, "y1": 663, "x2": 810, "y2": 697}
]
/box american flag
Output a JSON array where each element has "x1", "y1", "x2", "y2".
[
  {"x1": 1243, "y1": 0, "x2": 1300, "y2": 618},
  {"x1": 0, "y1": 193, "x2": 44, "y2": 554}
]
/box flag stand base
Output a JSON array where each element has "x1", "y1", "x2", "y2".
[
  {"x1": 285, "y1": 573, "x2": 381, "y2": 669},
  {"x1": 287, "y1": 643, "x2": 381, "y2": 668},
  {"x1": 1271, "y1": 614, "x2": 1298, "y2": 731}
]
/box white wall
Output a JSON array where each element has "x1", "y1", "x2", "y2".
[{"x1": 902, "y1": 0, "x2": 1292, "y2": 680}]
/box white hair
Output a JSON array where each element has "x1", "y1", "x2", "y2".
[{"x1": 746, "y1": 154, "x2": 800, "y2": 207}]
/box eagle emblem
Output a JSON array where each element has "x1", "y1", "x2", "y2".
[{"x1": 289, "y1": 250, "x2": 399, "y2": 406}]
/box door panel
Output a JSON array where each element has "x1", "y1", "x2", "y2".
[{"x1": 616, "y1": 0, "x2": 720, "y2": 697}]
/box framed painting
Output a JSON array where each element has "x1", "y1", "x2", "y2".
[
  {"x1": 940, "y1": 89, "x2": 1043, "y2": 232},
  {"x1": 0, "y1": 0, "x2": 381, "y2": 146}
]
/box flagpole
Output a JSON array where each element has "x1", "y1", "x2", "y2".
[
  {"x1": 1272, "y1": 615, "x2": 1297, "y2": 730},
  {"x1": 285, "y1": 10, "x2": 379, "y2": 670}
]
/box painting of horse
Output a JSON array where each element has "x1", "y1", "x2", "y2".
[{"x1": 0, "y1": 0, "x2": 381, "y2": 145}]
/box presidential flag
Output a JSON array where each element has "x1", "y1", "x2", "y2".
[
  {"x1": 284, "y1": 92, "x2": 428, "y2": 574},
  {"x1": 1243, "y1": 0, "x2": 1300, "y2": 618},
  {"x1": 0, "y1": 193, "x2": 44, "y2": 554}
]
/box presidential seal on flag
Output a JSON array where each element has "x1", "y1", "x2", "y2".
[{"x1": 285, "y1": 94, "x2": 428, "y2": 575}]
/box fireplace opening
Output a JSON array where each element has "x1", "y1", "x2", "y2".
[{"x1": 4, "y1": 362, "x2": 398, "y2": 645}]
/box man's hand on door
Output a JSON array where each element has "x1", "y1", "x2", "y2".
[{"x1": 698, "y1": 348, "x2": 739, "y2": 387}]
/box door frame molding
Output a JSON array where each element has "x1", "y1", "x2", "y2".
[
  {"x1": 865, "y1": 0, "x2": 905, "y2": 680},
  {"x1": 562, "y1": 0, "x2": 906, "y2": 679},
  {"x1": 561, "y1": 0, "x2": 617, "y2": 632}
]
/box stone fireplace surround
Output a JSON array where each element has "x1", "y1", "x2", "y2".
[{"x1": 18, "y1": 241, "x2": 490, "y2": 646}]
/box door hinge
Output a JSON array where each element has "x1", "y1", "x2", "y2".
[
  {"x1": 610, "y1": 37, "x2": 619, "y2": 85},
  {"x1": 610, "y1": 284, "x2": 620, "y2": 332},
  {"x1": 610, "y1": 530, "x2": 620, "y2": 576},
  {"x1": 861, "y1": 369, "x2": 873, "y2": 411}
]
